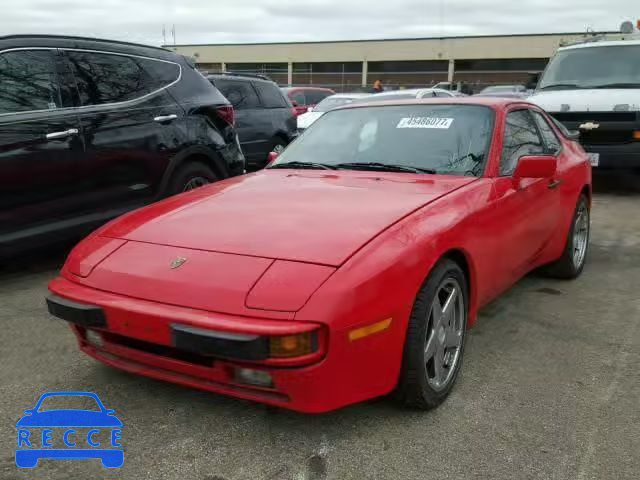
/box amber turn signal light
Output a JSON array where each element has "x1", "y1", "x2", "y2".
[
  {"x1": 269, "y1": 332, "x2": 315, "y2": 358},
  {"x1": 633, "y1": 131, "x2": 640, "y2": 140}
]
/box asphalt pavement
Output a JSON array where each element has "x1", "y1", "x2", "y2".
[{"x1": 1, "y1": 174, "x2": 639, "y2": 480}]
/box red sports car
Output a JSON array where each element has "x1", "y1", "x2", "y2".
[{"x1": 48, "y1": 98, "x2": 591, "y2": 413}]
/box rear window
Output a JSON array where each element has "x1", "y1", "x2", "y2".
[
  {"x1": 213, "y1": 79, "x2": 260, "y2": 109},
  {"x1": 253, "y1": 81, "x2": 288, "y2": 108},
  {"x1": 306, "y1": 90, "x2": 332, "y2": 104}
]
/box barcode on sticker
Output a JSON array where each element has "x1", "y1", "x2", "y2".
[{"x1": 396, "y1": 117, "x2": 454, "y2": 129}]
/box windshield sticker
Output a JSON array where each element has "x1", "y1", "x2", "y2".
[{"x1": 396, "y1": 117, "x2": 454, "y2": 129}]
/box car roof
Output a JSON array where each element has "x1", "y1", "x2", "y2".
[
  {"x1": 324, "y1": 93, "x2": 371, "y2": 99},
  {"x1": 339, "y1": 96, "x2": 529, "y2": 111},
  {"x1": 0, "y1": 34, "x2": 174, "y2": 60},
  {"x1": 207, "y1": 73, "x2": 276, "y2": 85},
  {"x1": 559, "y1": 39, "x2": 640, "y2": 50},
  {"x1": 282, "y1": 86, "x2": 335, "y2": 92}
]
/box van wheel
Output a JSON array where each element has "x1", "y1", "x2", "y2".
[
  {"x1": 167, "y1": 162, "x2": 218, "y2": 196},
  {"x1": 395, "y1": 259, "x2": 468, "y2": 409}
]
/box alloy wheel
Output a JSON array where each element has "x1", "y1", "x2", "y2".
[
  {"x1": 572, "y1": 202, "x2": 589, "y2": 269},
  {"x1": 424, "y1": 277, "x2": 465, "y2": 391}
]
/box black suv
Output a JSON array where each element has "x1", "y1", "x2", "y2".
[
  {"x1": 0, "y1": 35, "x2": 244, "y2": 255},
  {"x1": 208, "y1": 73, "x2": 297, "y2": 170}
]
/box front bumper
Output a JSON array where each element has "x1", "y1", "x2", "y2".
[
  {"x1": 581, "y1": 141, "x2": 640, "y2": 169},
  {"x1": 47, "y1": 277, "x2": 397, "y2": 413}
]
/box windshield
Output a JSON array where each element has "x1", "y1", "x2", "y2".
[
  {"x1": 271, "y1": 105, "x2": 494, "y2": 177},
  {"x1": 539, "y1": 45, "x2": 640, "y2": 90},
  {"x1": 313, "y1": 96, "x2": 360, "y2": 112}
]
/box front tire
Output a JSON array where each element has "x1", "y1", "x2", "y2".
[
  {"x1": 396, "y1": 259, "x2": 468, "y2": 409},
  {"x1": 545, "y1": 194, "x2": 590, "y2": 279}
]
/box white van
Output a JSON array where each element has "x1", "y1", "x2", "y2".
[{"x1": 529, "y1": 29, "x2": 640, "y2": 170}]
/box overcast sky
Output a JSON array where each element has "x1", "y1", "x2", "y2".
[{"x1": 1, "y1": 0, "x2": 634, "y2": 46}]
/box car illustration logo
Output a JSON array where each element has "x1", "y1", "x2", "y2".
[
  {"x1": 170, "y1": 257, "x2": 187, "y2": 269},
  {"x1": 579, "y1": 122, "x2": 600, "y2": 131},
  {"x1": 15, "y1": 391, "x2": 123, "y2": 468}
]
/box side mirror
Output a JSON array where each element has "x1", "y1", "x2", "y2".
[
  {"x1": 291, "y1": 100, "x2": 298, "y2": 107},
  {"x1": 307, "y1": 106, "x2": 313, "y2": 112},
  {"x1": 513, "y1": 155, "x2": 557, "y2": 179},
  {"x1": 266, "y1": 151, "x2": 280, "y2": 165},
  {"x1": 567, "y1": 130, "x2": 580, "y2": 141}
]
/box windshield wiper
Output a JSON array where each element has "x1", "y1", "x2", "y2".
[
  {"x1": 539, "y1": 83, "x2": 583, "y2": 91},
  {"x1": 268, "y1": 161, "x2": 337, "y2": 170},
  {"x1": 334, "y1": 162, "x2": 436, "y2": 174},
  {"x1": 590, "y1": 82, "x2": 640, "y2": 89}
]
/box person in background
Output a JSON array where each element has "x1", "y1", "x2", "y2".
[{"x1": 371, "y1": 80, "x2": 384, "y2": 93}]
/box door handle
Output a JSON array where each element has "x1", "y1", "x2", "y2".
[
  {"x1": 153, "y1": 114, "x2": 178, "y2": 123},
  {"x1": 46, "y1": 128, "x2": 79, "y2": 140},
  {"x1": 548, "y1": 179, "x2": 562, "y2": 190}
]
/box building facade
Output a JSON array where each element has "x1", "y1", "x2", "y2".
[{"x1": 169, "y1": 31, "x2": 613, "y2": 92}]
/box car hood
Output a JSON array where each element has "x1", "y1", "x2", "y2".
[
  {"x1": 529, "y1": 89, "x2": 640, "y2": 112},
  {"x1": 101, "y1": 170, "x2": 476, "y2": 267},
  {"x1": 297, "y1": 111, "x2": 324, "y2": 129}
]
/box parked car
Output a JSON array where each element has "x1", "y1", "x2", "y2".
[
  {"x1": 209, "y1": 73, "x2": 297, "y2": 170},
  {"x1": 0, "y1": 35, "x2": 244, "y2": 257},
  {"x1": 48, "y1": 97, "x2": 591, "y2": 413},
  {"x1": 281, "y1": 87, "x2": 336, "y2": 116},
  {"x1": 297, "y1": 93, "x2": 370, "y2": 131},
  {"x1": 476, "y1": 85, "x2": 529, "y2": 98},
  {"x1": 432, "y1": 81, "x2": 473, "y2": 95},
  {"x1": 352, "y1": 88, "x2": 456, "y2": 104}
]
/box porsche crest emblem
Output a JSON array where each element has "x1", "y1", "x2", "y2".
[{"x1": 170, "y1": 257, "x2": 187, "y2": 269}]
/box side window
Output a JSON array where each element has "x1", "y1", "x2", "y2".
[
  {"x1": 214, "y1": 79, "x2": 259, "y2": 110},
  {"x1": 306, "y1": 90, "x2": 329, "y2": 104},
  {"x1": 137, "y1": 58, "x2": 181, "y2": 92},
  {"x1": 532, "y1": 111, "x2": 561, "y2": 154},
  {"x1": 500, "y1": 110, "x2": 545, "y2": 176},
  {"x1": 290, "y1": 91, "x2": 306, "y2": 105},
  {"x1": 65, "y1": 51, "x2": 150, "y2": 106},
  {"x1": 0, "y1": 50, "x2": 62, "y2": 114},
  {"x1": 253, "y1": 82, "x2": 288, "y2": 108}
]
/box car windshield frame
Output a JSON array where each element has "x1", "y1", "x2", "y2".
[
  {"x1": 538, "y1": 44, "x2": 640, "y2": 90},
  {"x1": 271, "y1": 103, "x2": 496, "y2": 177}
]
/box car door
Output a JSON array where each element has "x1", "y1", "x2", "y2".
[
  {"x1": 0, "y1": 48, "x2": 85, "y2": 251},
  {"x1": 61, "y1": 49, "x2": 184, "y2": 212},
  {"x1": 491, "y1": 108, "x2": 562, "y2": 286},
  {"x1": 252, "y1": 80, "x2": 291, "y2": 156},
  {"x1": 212, "y1": 78, "x2": 264, "y2": 163}
]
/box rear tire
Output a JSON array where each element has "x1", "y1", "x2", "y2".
[
  {"x1": 396, "y1": 259, "x2": 468, "y2": 410},
  {"x1": 166, "y1": 162, "x2": 218, "y2": 196},
  {"x1": 545, "y1": 194, "x2": 590, "y2": 279}
]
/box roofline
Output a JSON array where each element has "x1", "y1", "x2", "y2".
[
  {"x1": 166, "y1": 31, "x2": 618, "y2": 48},
  {"x1": 1, "y1": 34, "x2": 170, "y2": 53}
]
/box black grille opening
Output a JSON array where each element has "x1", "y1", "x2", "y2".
[
  {"x1": 580, "y1": 130, "x2": 634, "y2": 145},
  {"x1": 550, "y1": 111, "x2": 638, "y2": 123},
  {"x1": 103, "y1": 332, "x2": 215, "y2": 367}
]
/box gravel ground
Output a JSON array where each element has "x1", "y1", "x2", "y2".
[{"x1": 1, "y1": 174, "x2": 639, "y2": 480}]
